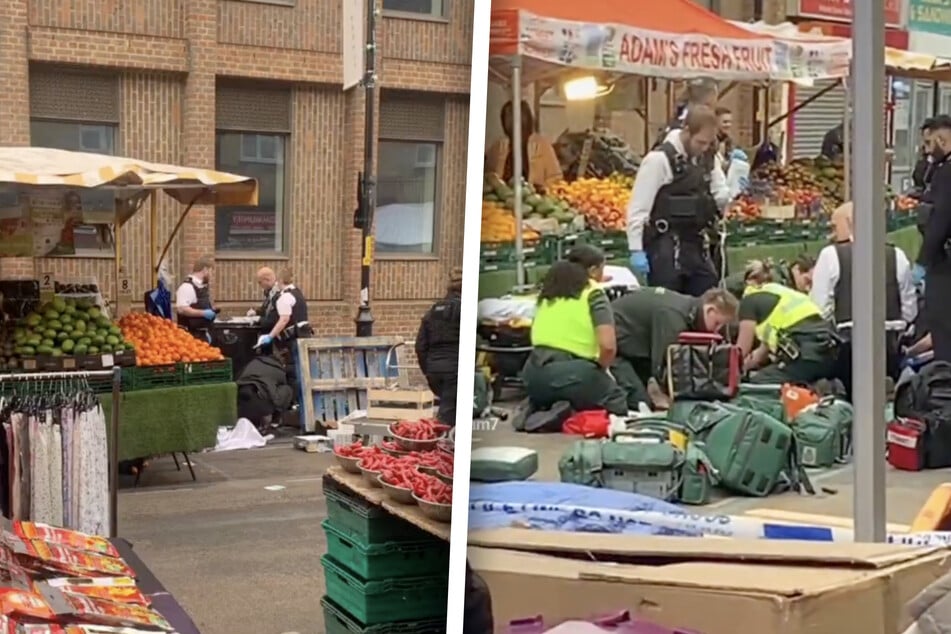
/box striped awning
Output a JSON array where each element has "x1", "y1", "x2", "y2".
[{"x1": 0, "y1": 147, "x2": 259, "y2": 206}]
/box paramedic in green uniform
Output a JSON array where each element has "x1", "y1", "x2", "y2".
[
  {"x1": 522, "y1": 245, "x2": 628, "y2": 415},
  {"x1": 738, "y1": 260, "x2": 838, "y2": 384},
  {"x1": 610, "y1": 287, "x2": 739, "y2": 409}
]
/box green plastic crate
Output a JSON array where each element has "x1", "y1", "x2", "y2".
[
  {"x1": 181, "y1": 359, "x2": 233, "y2": 386},
  {"x1": 129, "y1": 363, "x2": 183, "y2": 391},
  {"x1": 321, "y1": 597, "x2": 445, "y2": 634},
  {"x1": 322, "y1": 520, "x2": 449, "y2": 581},
  {"x1": 323, "y1": 484, "x2": 430, "y2": 544},
  {"x1": 321, "y1": 555, "x2": 448, "y2": 626}
]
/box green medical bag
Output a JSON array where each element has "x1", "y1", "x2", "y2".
[{"x1": 790, "y1": 398, "x2": 853, "y2": 468}]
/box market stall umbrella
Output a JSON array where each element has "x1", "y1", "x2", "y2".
[{"x1": 0, "y1": 146, "x2": 259, "y2": 314}]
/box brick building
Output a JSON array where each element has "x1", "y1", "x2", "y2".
[{"x1": 0, "y1": 0, "x2": 473, "y2": 338}]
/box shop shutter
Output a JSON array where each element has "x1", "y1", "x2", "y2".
[
  {"x1": 216, "y1": 83, "x2": 291, "y2": 133},
  {"x1": 379, "y1": 90, "x2": 445, "y2": 141},
  {"x1": 29, "y1": 67, "x2": 119, "y2": 123},
  {"x1": 790, "y1": 81, "x2": 846, "y2": 159}
]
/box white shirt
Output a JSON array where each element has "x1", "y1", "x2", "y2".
[
  {"x1": 175, "y1": 277, "x2": 205, "y2": 309},
  {"x1": 626, "y1": 129, "x2": 730, "y2": 252},
  {"x1": 275, "y1": 284, "x2": 297, "y2": 317},
  {"x1": 810, "y1": 242, "x2": 917, "y2": 326}
]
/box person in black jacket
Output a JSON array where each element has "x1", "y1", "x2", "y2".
[
  {"x1": 464, "y1": 560, "x2": 494, "y2": 634},
  {"x1": 821, "y1": 123, "x2": 844, "y2": 162},
  {"x1": 912, "y1": 118, "x2": 937, "y2": 196},
  {"x1": 235, "y1": 349, "x2": 295, "y2": 431},
  {"x1": 416, "y1": 267, "x2": 462, "y2": 426},
  {"x1": 918, "y1": 114, "x2": 951, "y2": 363}
]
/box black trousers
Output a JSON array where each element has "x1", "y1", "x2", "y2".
[
  {"x1": 926, "y1": 271, "x2": 951, "y2": 363},
  {"x1": 426, "y1": 371, "x2": 458, "y2": 426},
  {"x1": 645, "y1": 231, "x2": 718, "y2": 297},
  {"x1": 833, "y1": 330, "x2": 902, "y2": 401}
]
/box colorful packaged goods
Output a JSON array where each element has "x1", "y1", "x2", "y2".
[
  {"x1": 9, "y1": 526, "x2": 118, "y2": 560},
  {"x1": 2, "y1": 538, "x2": 133, "y2": 579}
]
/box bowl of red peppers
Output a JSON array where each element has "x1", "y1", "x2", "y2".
[
  {"x1": 412, "y1": 475, "x2": 453, "y2": 523},
  {"x1": 357, "y1": 454, "x2": 387, "y2": 488},
  {"x1": 333, "y1": 441, "x2": 377, "y2": 474},
  {"x1": 388, "y1": 419, "x2": 448, "y2": 452},
  {"x1": 377, "y1": 460, "x2": 421, "y2": 505}
]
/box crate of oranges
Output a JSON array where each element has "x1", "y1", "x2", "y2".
[{"x1": 118, "y1": 313, "x2": 226, "y2": 391}]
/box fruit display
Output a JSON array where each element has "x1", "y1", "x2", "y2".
[
  {"x1": 553, "y1": 129, "x2": 641, "y2": 179},
  {"x1": 118, "y1": 312, "x2": 224, "y2": 366},
  {"x1": 728, "y1": 157, "x2": 845, "y2": 221},
  {"x1": 481, "y1": 201, "x2": 540, "y2": 243},
  {"x1": 482, "y1": 173, "x2": 582, "y2": 242},
  {"x1": 550, "y1": 173, "x2": 632, "y2": 232},
  {"x1": 3, "y1": 297, "x2": 131, "y2": 363}
]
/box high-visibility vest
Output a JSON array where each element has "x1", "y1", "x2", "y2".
[
  {"x1": 743, "y1": 282, "x2": 822, "y2": 352},
  {"x1": 531, "y1": 284, "x2": 599, "y2": 362}
]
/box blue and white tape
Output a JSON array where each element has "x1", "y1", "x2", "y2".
[{"x1": 469, "y1": 501, "x2": 951, "y2": 546}]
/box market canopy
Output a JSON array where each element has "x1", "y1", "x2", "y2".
[
  {"x1": 489, "y1": 0, "x2": 850, "y2": 85},
  {"x1": 0, "y1": 147, "x2": 259, "y2": 207},
  {"x1": 737, "y1": 21, "x2": 951, "y2": 82}
]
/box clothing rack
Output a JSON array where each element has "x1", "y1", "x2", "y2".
[{"x1": 0, "y1": 366, "x2": 121, "y2": 538}]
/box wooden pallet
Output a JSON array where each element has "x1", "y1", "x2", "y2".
[
  {"x1": 367, "y1": 387, "x2": 435, "y2": 421},
  {"x1": 295, "y1": 336, "x2": 408, "y2": 432}
]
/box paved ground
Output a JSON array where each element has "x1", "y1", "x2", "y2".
[
  {"x1": 473, "y1": 418, "x2": 951, "y2": 526},
  {"x1": 118, "y1": 443, "x2": 332, "y2": 634}
]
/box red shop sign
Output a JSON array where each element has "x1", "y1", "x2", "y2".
[{"x1": 796, "y1": 0, "x2": 902, "y2": 28}]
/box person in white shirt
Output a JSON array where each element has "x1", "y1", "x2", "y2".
[
  {"x1": 809, "y1": 202, "x2": 915, "y2": 394},
  {"x1": 627, "y1": 106, "x2": 723, "y2": 296},
  {"x1": 175, "y1": 256, "x2": 217, "y2": 340},
  {"x1": 258, "y1": 267, "x2": 310, "y2": 349}
]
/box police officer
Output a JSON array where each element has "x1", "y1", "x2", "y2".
[
  {"x1": 610, "y1": 287, "x2": 738, "y2": 410},
  {"x1": 248, "y1": 267, "x2": 277, "y2": 319},
  {"x1": 628, "y1": 106, "x2": 726, "y2": 296},
  {"x1": 258, "y1": 267, "x2": 310, "y2": 349},
  {"x1": 415, "y1": 267, "x2": 463, "y2": 426},
  {"x1": 175, "y1": 256, "x2": 217, "y2": 341},
  {"x1": 809, "y1": 203, "x2": 916, "y2": 392},
  {"x1": 654, "y1": 78, "x2": 720, "y2": 146},
  {"x1": 738, "y1": 261, "x2": 838, "y2": 385},
  {"x1": 522, "y1": 246, "x2": 628, "y2": 415},
  {"x1": 918, "y1": 114, "x2": 951, "y2": 363}
]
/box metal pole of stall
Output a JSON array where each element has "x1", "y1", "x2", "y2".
[
  {"x1": 354, "y1": 0, "x2": 379, "y2": 337},
  {"x1": 852, "y1": 0, "x2": 887, "y2": 543},
  {"x1": 512, "y1": 59, "x2": 525, "y2": 288},
  {"x1": 109, "y1": 364, "x2": 121, "y2": 538},
  {"x1": 843, "y1": 79, "x2": 851, "y2": 202}
]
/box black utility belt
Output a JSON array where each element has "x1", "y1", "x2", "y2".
[{"x1": 650, "y1": 217, "x2": 712, "y2": 234}]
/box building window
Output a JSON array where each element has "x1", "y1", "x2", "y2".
[
  {"x1": 376, "y1": 141, "x2": 439, "y2": 253},
  {"x1": 382, "y1": 0, "x2": 445, "y2": 17},
  {"x1": 215, "y1": 132, "x2": 286, "y2": 253},
  {"x1": 29, "y1": 120, "x2": 119, "y2": 256},
  {"x1": 376, "y1": 91, "x2": 446, "y2": 255}
]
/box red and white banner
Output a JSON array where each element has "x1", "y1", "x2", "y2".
[
  {"x1": 490, "y1": 10, "x2": 851, "y2": 81},
  {"x1": 792, "y1": 0, "x2": 904, "y2": 29}
]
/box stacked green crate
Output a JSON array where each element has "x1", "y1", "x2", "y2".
[
  {"x1": 321, "y1": 480, "x2": 449, "y2": 633},
  {"x1": 585, "y1": 231, "x2": 629, "y2": 261},
  {"x1": 479, "y1": 239, "x2": 551, "y2": 273}
]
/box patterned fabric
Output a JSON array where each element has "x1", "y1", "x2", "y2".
[{"x1": 2, "y1": 398, "x2": 108, "y2": 533}]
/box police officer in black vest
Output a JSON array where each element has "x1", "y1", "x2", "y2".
[
  {"x1": 415, "y1": 267, "x2": 462, "y2": 426},
  {"x1": 248, "y1": 267, "x2": 278, "y2": 320},
  {"x1": 175, "y1": 256, "x2": 218, "y2": 341},
  {"x1": 258, "y1": 268, "x2": 311, "y2": 351},
  {"x1": 628, "y1": 106, "x2": 723, "y2": 296},
  {"x1": 918, "y1": 115, "x2": 951, "y2": 363},
  {"x1": 809, "y1": 203, "x2": 918, "y2": 396}
]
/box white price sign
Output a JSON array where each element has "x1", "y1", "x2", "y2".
[
  {"x1": 118, "y1": 274, "x2": 133, "y2": 298},
  {"x1": 39, "y1": 272, "x2": 55, "y2": 300}
]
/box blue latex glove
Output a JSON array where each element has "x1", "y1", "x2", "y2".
[
  {"x1": 259, "y1": 335, "x2": 273, "y2": 347},
  {"x1": 730, "y1": 148, "x2": 749, "y2": 163},
  {"x1": 202, "y1": 308, "x2": 217, "y2": 321},
  {"x1": 629, "y1": 251, "x2": 650, "y2": 277},
  {"x1": 912, "y1": 264, "x2": 926, "y2": 286}
]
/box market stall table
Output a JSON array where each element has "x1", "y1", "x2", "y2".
[
  {"x1": 100, "y1": 382, "x2": 236, "y2": 462},
  {"x1": 111, "y1": 538, "x2": 201, "y2": 634},
  {"x1": 324, "y1": 466, "x2": 450, "y2": 541}
]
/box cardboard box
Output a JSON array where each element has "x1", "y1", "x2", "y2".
[{"x1": 469, "y1": 529, "x2": 951, "y2": 634}]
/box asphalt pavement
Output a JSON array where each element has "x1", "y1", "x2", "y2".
[{"x1": 118, "y1": 443, "x2": 333, "y2": 634}]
